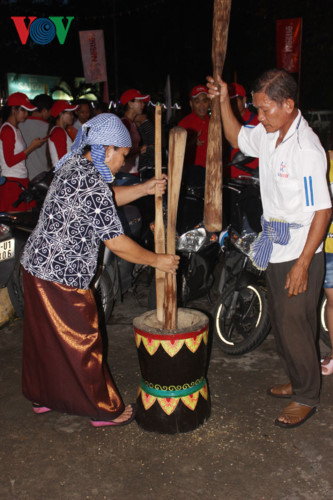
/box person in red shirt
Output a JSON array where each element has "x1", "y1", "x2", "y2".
[
  {"x1": 178, "y1": 85, "x2": 210, "y2": 186},
  {"x1": 48, "y1": 100, "x2": 78, "y2": 167},
  {"x1": 227, "y1": 83, "x2": 259, "y2": 178},
  {"x1": 0, "y1": 92, "x2": 47, "y2": 212}
]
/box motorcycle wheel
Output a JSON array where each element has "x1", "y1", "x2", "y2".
[
  {"x1": 92, "y1": 269, "x2": 116, "y2": 324},
  {"x1": 319, "y1": 295, "x2": 332, "y2": 348},
  {"x1": 214, "y1": 282, "x2": 270, "y2": 355},
  {"x1": 7, "y1": 250, "x2": 25, "y2": 319}
]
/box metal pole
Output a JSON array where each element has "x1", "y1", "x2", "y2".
[
  {"x1": 297, "y1": 18, "x2": 303, "y2": 108},
  {"x1": 112, "y1": 0, "x2": 119, "y2": 100}
]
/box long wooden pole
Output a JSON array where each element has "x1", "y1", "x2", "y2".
[
  {"x1": 154, "y1": 104, "x2": 165, "y2": 323},
  {"x1": 204, "y1": 0, "x2": 232, "y2": 232},
  {"x1": 164, "y1": 127, "x2": 187, "y2": 330}
]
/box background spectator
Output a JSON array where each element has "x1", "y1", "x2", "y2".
[
  {"x1": 226, "y1": 83, "x2": 259, "y2": 178},
  {"x1": 178, "y1": 85, "x2": 210, "y2": 186},
  {"x1": 0, "y1": 92, "x2": 46, "y2": 211},
  {"x1": 119, "y1": 89, "x2": 150, "y2": 174},
  {"x1": 48, "y1": 100, "x2": 78, "y2": 167},
  {"x1": 73, "y1": 100, "x2": 92, "y2": 130},
  {"x1": 19, "y1": 94, "x2": 53, "y2": 179},
  {"x1": 134, "y1": 111, "x2": 155, "y2": 175},
  {"x1": 322, "y1": 149, "x2": 333, "y2": 375},
  {"x1": 93, "y1": 101, "x2": 110, "y2": 116}
]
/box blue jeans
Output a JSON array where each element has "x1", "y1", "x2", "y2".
[{"x1": 324, "y1": 252, "x2": 333, "y2": 288}]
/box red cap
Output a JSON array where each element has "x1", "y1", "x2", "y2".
[
  {"x1": 50, "y1": 100, "x2": 79, "y2": 118},
  {"x1": 119, "y1": 89, "x2": 150, "y2": 106},
  {"x1": 228, "y1": 83, "x2": 246, "y2": 99},
  {"x1": 190, "y1": 85, "x2": 208, "y2": 98},
  {"x1": 7, "y1": 92, "x2": 37, "y2": 111}
]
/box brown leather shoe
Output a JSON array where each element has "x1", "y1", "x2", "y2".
[
  {"x1": 275, "y1": 401, "x2": 316, "y2": 428},
  {"x1": 267, "y1": 382, "x2": 292, "y2": 399}
]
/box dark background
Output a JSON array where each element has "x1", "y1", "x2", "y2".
[{"x1": 0, "y1": 0, "x2": 332, "y2": 112}]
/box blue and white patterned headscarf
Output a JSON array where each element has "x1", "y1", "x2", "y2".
[{"x1": 54, "y1": 113, "x2": 132, "y2": 182}]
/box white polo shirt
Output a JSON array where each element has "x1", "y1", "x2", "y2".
[{"x1": 238, "y1": 111, "x2": 331, "y2": 263}]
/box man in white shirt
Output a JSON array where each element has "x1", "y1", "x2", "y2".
[
  {"x1": 73, "y1": 101, "x2": 91, "y2": 130},
  {"x1": 208, "y1": 69, "x2": 331, "y2": 428}
]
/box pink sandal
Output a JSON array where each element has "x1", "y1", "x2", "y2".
[
  {"x1": 32, "y1": 403, "x2": 52, "y2": 414},
  {"x1": 321, "y1": 356, "x2": 333, "y2": 376}
]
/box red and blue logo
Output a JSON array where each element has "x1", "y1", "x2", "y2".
[
  {"x1": 11, "y1": 16, "x2": 74, "y2": 45},
  {"x1": 278, "y1": 161, "x2": 289, "y2": 178}
]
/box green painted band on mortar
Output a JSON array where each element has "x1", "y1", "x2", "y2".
[{"x1": 140, "y1": 377, "x2": 206, "y2": 398}]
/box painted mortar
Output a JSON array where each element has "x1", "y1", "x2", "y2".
[{"x1": 133, "y1": 308, "x2": 211, "y2": 434}]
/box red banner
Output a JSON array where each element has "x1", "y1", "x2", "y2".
[
  {"x1": 276, "y1": 18, "x2": 302, "y2": 73},
  {"x1": 79, "y1": 30, "x2": 107, "y2": 83}
]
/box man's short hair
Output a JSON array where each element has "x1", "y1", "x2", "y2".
[
  {"x1": 252, "y1": 69, "x2": 297, "y2": 105},
  {"x1": 94, "y1": 101, "x2": 109, "y2": 113},
  {"x1": 74, "y1": 99, "x2": 91, "y2": 107},
  {"x1": 32, "y1": 94, "x2": 54, "y2": 112}
]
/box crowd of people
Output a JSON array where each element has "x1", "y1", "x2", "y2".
[
  {"x1": 0, "y1": 68, "x2": 332, "y2": 429},
  {"x1": 0, "y1": 93, "x2": 109, "y2": 211}
]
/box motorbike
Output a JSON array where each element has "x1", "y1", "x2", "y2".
[
  {"x1": 318, "y1": 293, "x2": 332, "y2": 349},
  {"x1": 213, "y1": 151, "x2": 330, "y2": 355},
  {"x1": 0, "y1": 171, "x2": 53, "y2": 317},
  {"x1": 213, "y1": 152, "x2": 271, "y2": 355},
  {"x1": 0, "y1": 171, "x2": 142, "y2": 323},
  {"x1": 175, "y1": 180, "x2": 221, "y2": 305},
  {"x1": 92, "y1": 203, "x2": 143, "y2": 322}
]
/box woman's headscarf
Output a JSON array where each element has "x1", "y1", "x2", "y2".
[{"x1": 54, "y1": 113, "x2": 132, "y2": 182}]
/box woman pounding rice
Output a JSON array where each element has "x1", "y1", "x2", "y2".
[{"x1": 20, "y1": 113, "x2": 179, "y2": 427}]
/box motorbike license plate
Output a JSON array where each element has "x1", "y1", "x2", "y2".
[{"x1": 0, "y1": 238, "x2": 15, "y2": 262}]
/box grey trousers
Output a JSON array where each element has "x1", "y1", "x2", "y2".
[{"x1": 266, "y1": 252, "x2": 324, "y2": 407}]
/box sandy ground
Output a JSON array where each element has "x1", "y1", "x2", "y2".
[{"x1": 1, "y1": 280, "x2": 333, "y2": 500}]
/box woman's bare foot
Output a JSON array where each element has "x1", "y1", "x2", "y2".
[
  {"x1": 90, "y1": 404, "x2": 136, "y2": 427},
  {"x1": 111, "y1": 405, "x2": 135, "y2": 424}
]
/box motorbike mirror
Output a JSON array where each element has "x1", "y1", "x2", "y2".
[
  {"x1": 226, "y1": 151, "x2": 256, "y2": 167},
  {"x1": 0, "y1": 176, "x2": 7, "y2": 186},
  {"x1": 30, "y1": 170, "x2": 54, "y2": 192},
  {"x1": 31, "y1": 171, "x2": 48, "y2": 183}
]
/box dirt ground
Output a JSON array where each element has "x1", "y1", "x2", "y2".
[{"x1": 1, "y1": 280, "x2": 333, "y2": 500}]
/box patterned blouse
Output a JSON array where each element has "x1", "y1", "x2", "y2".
[{"x1": 21, "y1": 154, "x2": 123, "y2": 289}]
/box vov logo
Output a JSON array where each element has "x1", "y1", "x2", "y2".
[{"x1": 11, "y1": 17, "x2": 74, "y2": 45}]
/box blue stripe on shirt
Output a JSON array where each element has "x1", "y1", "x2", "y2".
[
  {"x1": 309, "y1": 176, "x2": 314, "y2": 205},
  {"x1": 304, "y1": 176, "x2": 314, "y2": 206},
  {"x1": 304, "y1": 177, "x2": 309, "y2": 206}
]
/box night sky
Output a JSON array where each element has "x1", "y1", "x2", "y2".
[{"x1": 0, "y1": 0, "x2": 332, "y2": 112}]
